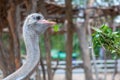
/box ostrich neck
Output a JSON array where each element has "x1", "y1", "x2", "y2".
[
  {"x1": 24, "y1": 31, "x2": 40, "y2": 61},
  {"x1": 3, "y1": 29, "x2": 40, "y2": 80}
]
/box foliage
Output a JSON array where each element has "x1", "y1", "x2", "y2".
[
  {"x1": 53, "y1": 24, "x2": 61, "y2": 32},
  {"x1": 92, "y1": 24, "x2": 120, "y2": 58},
  {"x1": 50, "y1": 34, "x2": 65, "y2": 53}
]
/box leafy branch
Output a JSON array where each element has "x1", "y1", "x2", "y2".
[{"x1": 92, "y1": 24, "x2": 120, "y2": 57}]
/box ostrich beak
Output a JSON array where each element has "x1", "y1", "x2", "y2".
[{"x1": 38, "y1": 20, "x2": 56, "y2": 26}]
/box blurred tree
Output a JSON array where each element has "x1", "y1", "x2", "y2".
[{"x1": 65, "y1": 0, "x2": 73, "y2": 80}]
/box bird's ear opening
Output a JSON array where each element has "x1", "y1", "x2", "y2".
[{"x1": 27, "y1": 19, "x2": 36, "y2": 26}]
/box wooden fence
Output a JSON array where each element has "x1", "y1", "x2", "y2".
[
  {"x1": 1, "y1": 59, "x2": 119, "y2": 75},
  {"x1": 42, "y1": 59, "x2": 120, "y2": 73}
]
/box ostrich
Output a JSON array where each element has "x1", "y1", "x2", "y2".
[{"x1": 3, "y1": 13, "x2": 55, "y2": 80}]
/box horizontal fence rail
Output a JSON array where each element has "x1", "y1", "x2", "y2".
[
  {"x1": 41, "y1": 59, "x2": 120, "y2": 73},
  {"x1": 0, "y1": 59, "x2": 120, "y2": 77}
]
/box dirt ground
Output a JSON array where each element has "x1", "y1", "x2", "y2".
[
  {"x1": 1, "y1": 73, "x2": 120, "y2": 80},
  {"x1": 53, "y1": 73, "x2": 120, "y2": 80}
]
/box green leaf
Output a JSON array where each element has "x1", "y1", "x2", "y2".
[
  {"x1": 112, "y1": 32, "x2": 118, "y2": 35},
  {"x1": 53, "y1": 24, "x2": 59, "y2": 32},
  {"x1": 112, "y1": 50, "x2": 116, "y2": 53},
  {"x1": 92, "y1": 27, "x2": 102, "y2": 33}
]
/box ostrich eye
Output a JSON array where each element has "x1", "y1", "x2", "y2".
[{"x1": 36, "y1": 16, "x2": 41, "y2": 20}]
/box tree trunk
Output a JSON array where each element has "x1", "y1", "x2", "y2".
[
  {"x1": 36, "y1": 66, "x2": 41, "y2": 80},
  {"x1": 44, "y1": 32, "x2": 52, "y2": 80},
  {"x1": 65, "y1": 0, "x2": 73, "y2": 80},
  {"x1": 0, "y1": 1, "x2": 22, "y2": 78},
  {"x1": 39, "y1": 1, "x2": 51, "y2": 80},
  {"x1": 40, "y1": 58, "x2": 46, "y2": 80},
  {"x1": 75, "y1": 0, "x2": 95, "y2": 80},
  {"x1": 75, "y1": 23, "x2": 93, "y2": 80},
  {"x1": 7, "y1": 2, "x2": 21, "y2": 73}
]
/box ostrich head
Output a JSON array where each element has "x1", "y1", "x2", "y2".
[{"x1": 23, "y1": 13, "x2": 55, "y2": 35}]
